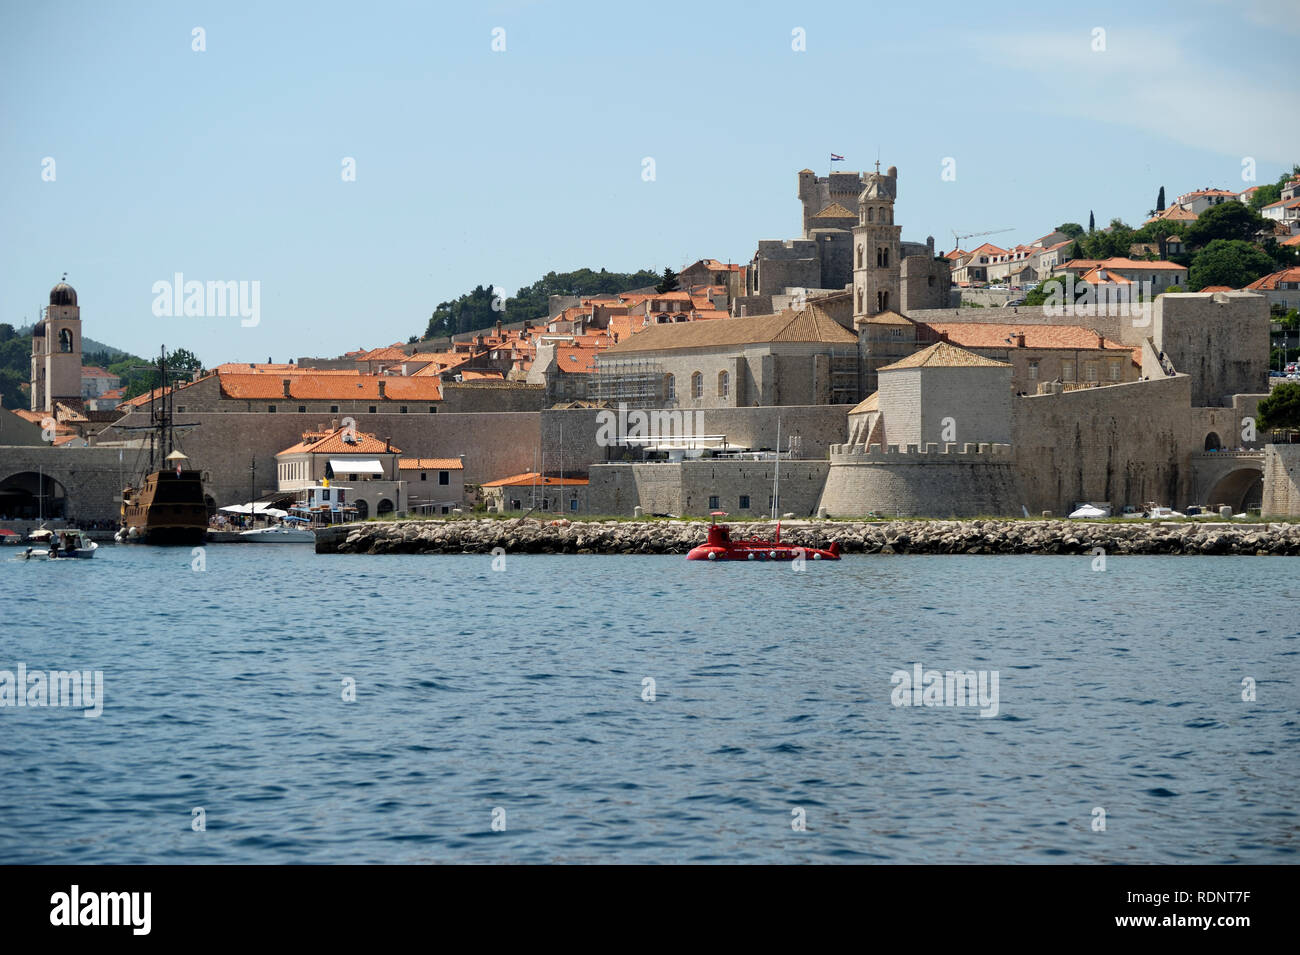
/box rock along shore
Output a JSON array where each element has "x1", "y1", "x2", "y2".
[{"x1": 315, "y1": 518, "x2": 1300, "y2": 557}]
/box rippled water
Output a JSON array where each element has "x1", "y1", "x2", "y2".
[{"x1": 1, "y1": 543, "x2": 1297, "y2": 863}]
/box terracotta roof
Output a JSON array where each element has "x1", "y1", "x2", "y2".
[
  {"x1": 848, "y1": 392, "x2": 879, "y2": 414},
  {"x1": 1148, "y1": 205, "x2": 1197, "y2": 222},
  {"x1": 1281, "y1": 234, "x2": 1300, "y2": 247},
  {"x1": 219, "y1": 373, "x2": 441, "y2": 401},
  {"x1": 277, "y1": 427, "x2": 401, "y2": 456},
  {"x1": 878, "y1": 340, "x2": 1010, "y2": 371},
  {"x1": 481, "y1": 472, "x2": 589, "y2": 488},
  {"x1": 1198, "y1": 285, "x2": 1234, "y2": 293},
  {"x1": 864, "y1": 310, "x2": 914, "y2": 326},
  {"x1": 924, "y1": 322, "x2": 1131, "y2": 351},
  {"x1": 603, "y1": 305, "x2": 855, "y2": 354},
  {"x1": 80, "y1": 366, "x2": 116, "y2": 378},
  {"x1": 398, "y1": 458, "x2": 464, "y2": 470},
  {"x1": 812, "y1": 202, "x2": 855, "y2": 219},
  {"x1": 1244, "y1": 268, "x2": 1300, "y2": 291}
]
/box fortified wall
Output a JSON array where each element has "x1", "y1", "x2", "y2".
[
  {"x1": 588, "y1": 460, "x2": 829, "y2": 518},
  {"x1": 1261, "y1": 444, "x2": 1300, "y2": 516},
  {"x1": 817, "y1": 442, "x2": 1017, "y2": 517}
]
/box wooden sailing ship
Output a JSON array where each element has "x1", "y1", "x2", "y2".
[{"x1": 116, "y1": 348, "x2": 209, "y2": 545}]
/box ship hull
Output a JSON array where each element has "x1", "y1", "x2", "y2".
[{"x1": 121, "y1": 470, "x2": 209, "y2": 546}]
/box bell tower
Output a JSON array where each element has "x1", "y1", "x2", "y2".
[
  {"x1": 851, "y1": 164, "x2": 902, "y2": 325},
  {"x1": 31, "y1": 278, "x2": 83, "y2": 412}
]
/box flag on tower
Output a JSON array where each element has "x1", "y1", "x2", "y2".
[{"x1": 830, "y1": 153, "x2": 844, "y2": 162}]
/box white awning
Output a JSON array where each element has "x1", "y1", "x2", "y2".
[{"x1": 329, "y1": 458, "x2": 383, "y2": 475}]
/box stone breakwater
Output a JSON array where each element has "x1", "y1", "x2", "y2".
[{"x1": 316, "y1": 519, "x2": 1300, "y2": 556}]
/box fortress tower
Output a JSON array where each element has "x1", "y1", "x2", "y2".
[{"x1": 31, "y1": 281, "x2": 83, "y2": 413}]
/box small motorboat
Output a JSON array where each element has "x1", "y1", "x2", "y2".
[
  {"x1": 687, "y1": 514, "x2": 840, "y2": 562},
  {"x1": 22, "y1": 530, "x2": 98, "y2": 560},
  {"x1": 239, "y1": 524, "x2": 316, "y2": 543}
]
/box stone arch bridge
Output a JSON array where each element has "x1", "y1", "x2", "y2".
[{"x1": 1189, "y1": 451, "x2": 1265, "y2": 513}]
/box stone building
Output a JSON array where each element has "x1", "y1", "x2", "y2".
[{"x1": 594, "y1": 305, "x2": 859, "y2": 409}]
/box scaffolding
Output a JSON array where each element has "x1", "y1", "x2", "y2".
[{"x1": 591, "y1": 358, "x2": 666, "y2": 408}]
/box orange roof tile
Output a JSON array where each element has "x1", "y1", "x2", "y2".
[
  {"x1": 481, "y1": 471, "x2": 589, "y2": 488},
  {"x1": 277, "y1": 427, "x2": 401, "y2": 456},
  {"x1": 925, "y1": 322, "x2": 1132, "y2": 351},
  {"x1": 1244, "y1": 268, "x2": 1300, "y2": 291}
]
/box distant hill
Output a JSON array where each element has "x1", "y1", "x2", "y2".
[
  {"x1": 422, "y1": 267, "x2": 661, "y2": 340},
  {"x1": 13, "y1": 324, "x2": 132, "y2": 359}
]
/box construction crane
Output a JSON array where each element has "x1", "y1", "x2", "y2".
[{"x1": 950, "y1": 227, "x2": 1015, "y2": 250}]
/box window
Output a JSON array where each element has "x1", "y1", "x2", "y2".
[
  {"x1": 511, "y1": 499, "x2": 521, "y2": 511},
  {"x1": 298, "y1": 405, "x2": 306, "y2": 413},
  {"x1": 540, "y1": 498, "x2": 549, "y2": 511},
  {"x1": 349, "y1": 474, "x2": 358, "y2": 482},
  {"x1": 1062, "y1": 361, "x2": 1075, "y2": 382},
  {"x1": 877, "y1": 290, "x2": 889, "y2": 312},
  {"x1": 330, "y1": 405, "x2": 339, "y2": 413},
  {"x1": 857, "y1": 288, "x2": 864, "y2": 311},
  {"x1": 322, "y1": 489, "x2": 331, "y2": 501},
  {"x1": 1028, "y1": 361, "x2": 1039, "y2": 380},
  {"x1": 857, "y1": 245, "x2": 863, "y2": 267},
  {"x1": 739, "y1": 495, "x2": 750, "y2": 510},
  {"x1": 1108, "y1": 359, "x2": 1122, "y2": 381},
  {"x1": 569, "y1": 498, "x2": 578, "y2": 512},
  {"x1": 718, "y1": 370, "x2": 729, "y2": 398},
  {"x1": 1084, "y1": 361, "x2": 1098, "y2": 382},
  {"x1": 59, "y1": 329, "x2": 73, "y2": 352},
  {"x1": 399, "y1": 406, "x2": 408, "y2": 413},
  {"x1": 420, "y1": 472, "x2": 427, "y2": 481},
  {"x1": 177, "y1": 406, "x2": 185, "y2": 413},
  {"x1": 708, "y1": 495, "x2": 720, "y2": 510},
  {"x1": 368, "y1": 405, "x2": 377, "y2": 414},
  {"x1": 439, "y1": 471, "x2": 449, "y2": 485},
  {"x1": 876, "y1": 247, "x2": 889, "y2": 267},
  {"x1": 429, "y1": 406, "x2": 437, "y2": 413},
  {"x1": 665, "y1": 374, "x2": 676, "y2": 401},
  {"x1": 691, "y1": 372, "x2": 703, "y2": 398},
  {"x1": 268, "y1": 404, "x2": 277, "y2": 413},
  {"x1": 868, "y1": 207, "x2": 874, "y2": 222}
]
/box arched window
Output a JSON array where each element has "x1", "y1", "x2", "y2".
[
  {"x1": 355, "y1": 499, "x2": 369, "y2": 519},
  {"x1": 877, "y1": 247, "x2": 889, "y2": 268},
  {"x1": 665, "y1": 374, "x2": 675, "y2": 401},
  {"x1": 59, "y1": 329, "x2": 73, "y2": 352},
  {"x1": 877, "y1": 290, "x2": 889, "y2": 312},
  {"x1": 718, "y1": 370, "x2": 729, "y2": 398},
  {"x1": 691, "y1": 371, "x2": 703, "y2": 399},
  {"x1": 868, "y1": 207, "x2": 874, "y2": 222},
  {"x1": 1204, "y1": 432, "x2": 1222, "y2": 451},
  {"x1": 856, "y1": 245, "x2": 863, "y2": 268},
  {"x1": 857, "y1": 287, "x2": 864, "y2": 311},
  {"x1": 377, "y1": 498, "x2": 394, "y2": 516}
]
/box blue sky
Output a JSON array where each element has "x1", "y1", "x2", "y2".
[{"x1": 2, "y1": 0, "x2": 1296, "y2": 364}]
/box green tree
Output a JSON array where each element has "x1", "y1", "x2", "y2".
[
  {"x1": 1183, "y1": 201, "x2": 1269, "y2": 248},
  {"x1": 0, "y1": 323, "x2": 14, "y2": 344},
  {"x1": 1156, "y1": 186, "x2": 1165, "y2": 212},
  {"x1": 1257, "y1": 381, "x2": 1300, "y2": 434},
  {"x1": 0, "y1": 368, "x2": 26, "y2": 408},
  {"x1": 1056, "y1": 222, "x2": 1084, "y2": 239},
  {"x1": 1088, "y1": 211, "x2": 1095, "y2": 233},
  {"x1": 1187, "y1": 239, "x2": 1275, "y2": 290},
  {"x1": 1068, "y1": 240, "x2": 1084, "y2": 260},
  {"x1": 1024, "y1": 275, "x2": 1071, "y2": 306},
  {"x1": 655, "y1": 267, "x2": 680, "y2": 294},
  {"x1": 1081, "y1": 218, "x2": 1136, "y2": 259}
]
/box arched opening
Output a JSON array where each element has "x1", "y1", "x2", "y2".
[
  {"x1": 856, "y1": 245, "x2": 863, "y2": 268},
  {"x1": 1206, "y1": 468, "x2": 1264, "y2": 514},
  {"x1": 717, "y1": 370, "x2": 729, "y2": 398},
  {"x1": 691, "y1": 371, "x2": 703, "y2": 399},
  {"x1": 1204, "y1": 432, "x2": 1222, "y2": 451},
  {"x1": 59, "y1": 329, "x2": 73, "y2": 352},
  {"x1": 377, "y1": 498, "x2": 394, "y2": 516},
  {"x1": 354, "y1": 499, "x2": 369, "y2": 520},
  {"x1": 0, "y1": 471, "x2": 68, "y2": 520},
  {"x1": 867, "y1": 207, "x2": 874, "y2": 222},
  {"x1": 664, "y1": 374, "x2": 675, "y2": 401}
]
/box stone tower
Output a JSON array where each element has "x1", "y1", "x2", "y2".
[
  {"x1": 31, "y1": 280, "x2": 83, "y2": 413},
  {"x1": 852, "y1": 165, "x2": 902, "y2": 323}
]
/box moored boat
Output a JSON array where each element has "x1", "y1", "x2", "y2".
[
  {"x1": 687, "y1": 516, "x2": 840, "y2": 562},
  {"x1": 239, "y1": 524, "x2": 316, "y2": 543},
  {"x1": 22, "y1": 529, "x2": 98, "y2": 559}
]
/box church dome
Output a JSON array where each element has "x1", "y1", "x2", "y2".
[{"x1": 49, "y1": 282, "x2": 77, "y2": 306}]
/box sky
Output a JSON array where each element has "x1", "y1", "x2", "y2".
[{"x1": 1, "y1": 0, "x2": 1296, "y2": 365}]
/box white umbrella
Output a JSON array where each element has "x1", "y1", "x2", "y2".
[
  {"x1": 219, "y1": 502, "x2": 285, "y2": 516},
  {"x1": 1068, "y1": 504, "x2": 1108, "y2": 519}
]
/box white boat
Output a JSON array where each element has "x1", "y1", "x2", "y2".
[
  {"x1": 1145, "y1": 505, "x2": 1184, "y2": 519},
  {"x1": 239, "y1": 524, "x2": 315, "y2": 543},
  {"x1": 21, "y1": 530, "x2": 98, "y2": 559},
  {"x1": 1068, "y1": 504, "x2": 1110, "y2": 519}
]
